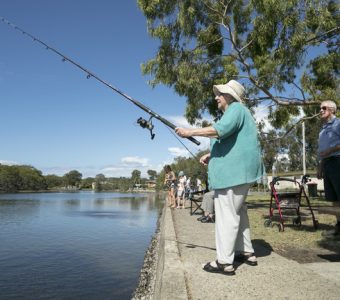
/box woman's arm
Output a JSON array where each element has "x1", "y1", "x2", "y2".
[{"x1": 175, "y1": 126, "x2": 218, "y2": 138}]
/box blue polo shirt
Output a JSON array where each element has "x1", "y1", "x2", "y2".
[
  {"x1": 318, "y1": 116, "x2": 340, "y2": 160},
  {"x1": 208, "y1": 102, "x2": 265, "y2": 190}
]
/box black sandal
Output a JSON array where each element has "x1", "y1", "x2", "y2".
[
  {"x1": 203, "y1": 260, "x2": 235, "y2": 276},
  {"x1": 201, "y1": 215, "x2": 215, "y2": 223},
  {"x1": 234, "y1": 253, "x2": 258, "y2": 266}
]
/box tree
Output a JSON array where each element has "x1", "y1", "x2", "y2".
[
  {"x1": 138, "y1": 0, "x2": 339, "y2": 127},
  {"x1": 45, "y1": 174, "x2": 64, "y2": 189},
  {"x1": 81, "y1": 177, "x2": 95, "y2": 189},
  {"x1": 95, "y1": 174, "x2": 106, "y2": 182},
  {"x1": 0, "y1": 165, "x2": 21, "y2": 192},
  {"x1": 17, "y1": 165, "x2": 47, "y2": 190},
  {"x1": 147, "y1": 169, "x2": 157, "y2": 180},
  {"x1": 63, "y1": 170, "x2": 82, "y2": 187},
  {"x1": 131, "y1": 169, "x2": 141, "y2": 185}
]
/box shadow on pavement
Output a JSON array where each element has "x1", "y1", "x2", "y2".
[{"x1": 252, "y1": 239, "x2": 273, "y2": 258}]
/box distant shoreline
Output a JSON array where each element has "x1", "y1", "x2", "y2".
[{"x1": 0, "y1": 189, "x2": 158, "y2": 194}]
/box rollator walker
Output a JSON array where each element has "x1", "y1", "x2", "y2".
[{"x1": 265, "y1": 175, "x2": 318, "y2": 232}]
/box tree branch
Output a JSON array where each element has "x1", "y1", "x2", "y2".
[
  {"x1": 239, "y1": 39, "x2": 253, "y2": 52},
  {"x1": 305, "y1": 26, "x2": 340, "y2": 44},
  {"x1": 291, "y1": 81, "x2": 307, "y2": 102},
  {"x1": 264, "y1": 112, "x2": 320, "y2": 141}
]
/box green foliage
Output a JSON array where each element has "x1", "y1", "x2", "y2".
[
  {"x1": 45, "y1": 174, "x2": 64, "y2": 189},
  {"x1": 0, "y1": 164, "x2": 47, "y2": 192},
  {"x1": 63, "y1": 170, "x2": 82, "y2": 187},
  {"x1": 138, "y1": 0, "x2": 339, "y2": 127},
  {"x1": 131, "y1": 169, "x2": 141, "y2": 185},
  {"x1": 17, "y1": 165, "x2": 47, "y2": 190},
  {"x1": 81, "y1": 177, "x2": 95, "y2": 189},
  {"x1": 147, "y1": 169, "x2": 157, "y2": 180},
  {"x1": 0, "y1": 165, "x2": 21, "y2": 192}
]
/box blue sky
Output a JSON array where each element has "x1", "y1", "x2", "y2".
[{"x1": 0, "y1": 0, "x2": 210, "y2": 178}]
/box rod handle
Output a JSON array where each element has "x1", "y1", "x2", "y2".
[{"x1": 187, "y1": 136, "x2": 200, "y2": 145}]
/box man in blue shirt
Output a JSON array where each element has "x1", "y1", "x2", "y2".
[
  {"x1": 317, "y1": 100, "x2": 340, "y2": 237},
  {"x1": 176, "y1": 80, "x2": 264, "y2": 275}
]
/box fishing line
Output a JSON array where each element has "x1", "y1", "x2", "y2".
[
  {"x1": 165, "y1": 126, "x2": 199, "y2": 162},
  {"x1": 0, "y1": 17, "x2": 200, "y2": 146}
]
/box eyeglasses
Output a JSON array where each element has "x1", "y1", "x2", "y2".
[{"x1": 320, "y1": 106, "x2": 328, "y2": 111}]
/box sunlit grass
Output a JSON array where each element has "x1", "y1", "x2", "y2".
[{"x1": 246, "y1": 194, "x2": 338, "y2": 254}]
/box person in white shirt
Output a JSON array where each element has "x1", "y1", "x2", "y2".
[
  {"x1": 196, "y1": 178, "x2": 202, "y2": 192},
  {"x1": 176, "y1": 171, "x2": 187, "y2": 209}
]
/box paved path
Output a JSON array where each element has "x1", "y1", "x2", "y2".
[{"x1": 156, "y1": 206, "x2": 340, "y2": 299}]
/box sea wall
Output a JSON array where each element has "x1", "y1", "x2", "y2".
[{"x1": 133, "y1": 206, "x2": 187, "y2": 299}]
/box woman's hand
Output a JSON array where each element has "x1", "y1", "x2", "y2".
[
  {"x1": 199, "y1": 153, "x2": 211, "y2": 166},
  {"x1": 175, "y1": 127, "x2": 192, "y2": 138}
]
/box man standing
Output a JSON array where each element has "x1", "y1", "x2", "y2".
[
  {"x1": 176, "y1": 80, "x2": 264, "y2": 275},
  {"x1": 317, "y1": 100, "x2": 340, "y2": 236}
]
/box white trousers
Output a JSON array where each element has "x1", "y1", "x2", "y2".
[{"x1": 214, "y1": 183, "x2": 254, "y2": 264}]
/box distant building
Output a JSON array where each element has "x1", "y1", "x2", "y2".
[{"x1": 146, "y1": 180, "x2": 156, "y2": 189}]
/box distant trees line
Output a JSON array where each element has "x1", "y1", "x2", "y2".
[
  {"x1": 0, "y1": 164, "x2": 159, "y2": 193},
  {"x1": 1, "y1": 136, "x2": 316, "y2": 193}
]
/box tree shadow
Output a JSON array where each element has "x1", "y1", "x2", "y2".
[
  {"x1": 317, "y1": 253, "x2": 340, "y2": 262},
  {"x1": 317, "y1": 237, "x2": 340, "y2": 256},
  {"x1": 252, "y1": 239, "x2": 273, "y2": 258}
]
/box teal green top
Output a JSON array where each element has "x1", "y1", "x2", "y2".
[{"x1": 208, "y1": 102, "x2": 265, "y2": 189}]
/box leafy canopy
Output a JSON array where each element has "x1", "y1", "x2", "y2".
[{"x1": 138, "y1": 0, "x2": 339, "y2": 126}]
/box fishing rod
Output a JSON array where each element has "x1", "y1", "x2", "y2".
[{"x1": 1, "y1": 17, "x2": 200, "y2": 146}]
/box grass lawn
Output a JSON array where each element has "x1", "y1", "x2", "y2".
[{"x1": 246, "y1": 194, "x2": 340, "y2": 263}]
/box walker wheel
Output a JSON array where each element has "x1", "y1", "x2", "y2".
[
  {"x1": 278, "y1": 223, "x2": 284, "y2": 232},
  {"x1": 264, "y1": 219, "x2": 272, "y2": 227},
  {"x1": 293, "y1": 217, "x2": 301, "y2": 226}
]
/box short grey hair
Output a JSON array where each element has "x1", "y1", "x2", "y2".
[{"x1": 321, "y1": 100, "x2": 337, "y2": 113}]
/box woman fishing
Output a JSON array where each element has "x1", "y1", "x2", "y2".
[{"x1": 176, "y1": 80, "x2": 264, "y2": 275}]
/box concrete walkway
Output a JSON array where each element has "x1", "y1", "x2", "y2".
[{"x1": 155, "y1": 206, "x2": 340, "y2": 299}]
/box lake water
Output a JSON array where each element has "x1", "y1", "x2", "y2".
[{"x1": 0, "y1": 191, "x2": 163, "y2": 299}]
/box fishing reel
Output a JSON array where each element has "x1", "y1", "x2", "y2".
[{"x1": 137, "y1": 116, "x2": 155, "y2": 140}]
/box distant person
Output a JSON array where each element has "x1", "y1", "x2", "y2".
[
  {"x1": 197, "y1": 190, "x2": 215, "y2": 223},
  {"x1": 196, "y1": 178, "x2": 203, "y2": 192},
  {"x1": 164, "y1": 165, "x2": 177, "y2": 208},
  {"x1": 185, "y1": 177, "x2": 191, "y2": 199},
  {"x1": 317, "y1": 100, "x2": 340, "y2": 237},
  {"x1": 176, "y1": 80, "x2": 264, "y2": 275},
  {"x1": 176, "y1": 171, "x2": 186, "y2": 208}
]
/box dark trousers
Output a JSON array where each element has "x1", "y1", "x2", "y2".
[{"x1": 323, "y1": 156, "x2": 340, "y2": 202}]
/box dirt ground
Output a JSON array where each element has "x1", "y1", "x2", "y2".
[{"x1": 247, "y1": 195, "x2": 340, "y2": 264}]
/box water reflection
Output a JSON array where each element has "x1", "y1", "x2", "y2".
[
  {"x1": 65, "y1": 199, "x2": 80, "y2": 206},
  {"x1": 0, "y1": 191, "x2": 163, "y2": 300}
]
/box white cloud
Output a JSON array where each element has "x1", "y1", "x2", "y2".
[
  {"x1": 121, "y1": 156, "x2": 149, "y2": 167},
  {"x1": 168, "y1": 147, "x2": 190, "y2": 157},
  {"x1": 0, "y1": 160, "x2": 19, "y2": 165},
  {"x1": 167, "y1": 115, "x2": 193, "y2": 128},
  {"x1": 253, "y1": 105, "x2": 273, "y2": 132},
  {"x1": 100, "y1": 156, "x2": 152, "y2": 178},
  {"x1": 166, "y1": 115, "x2": 211, "y2": 154}
]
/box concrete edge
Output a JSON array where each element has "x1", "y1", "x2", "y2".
[{"x1": 153, "y1": 206, "x2": 188, "y2": 300}]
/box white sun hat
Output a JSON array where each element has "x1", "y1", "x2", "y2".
[{"x1": 213, "y1": 80, "x2": 245, "y2": 103}]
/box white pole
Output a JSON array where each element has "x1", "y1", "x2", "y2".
[{"x1": 302, "y1": 122, "x2": 306, "y2": 175}]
